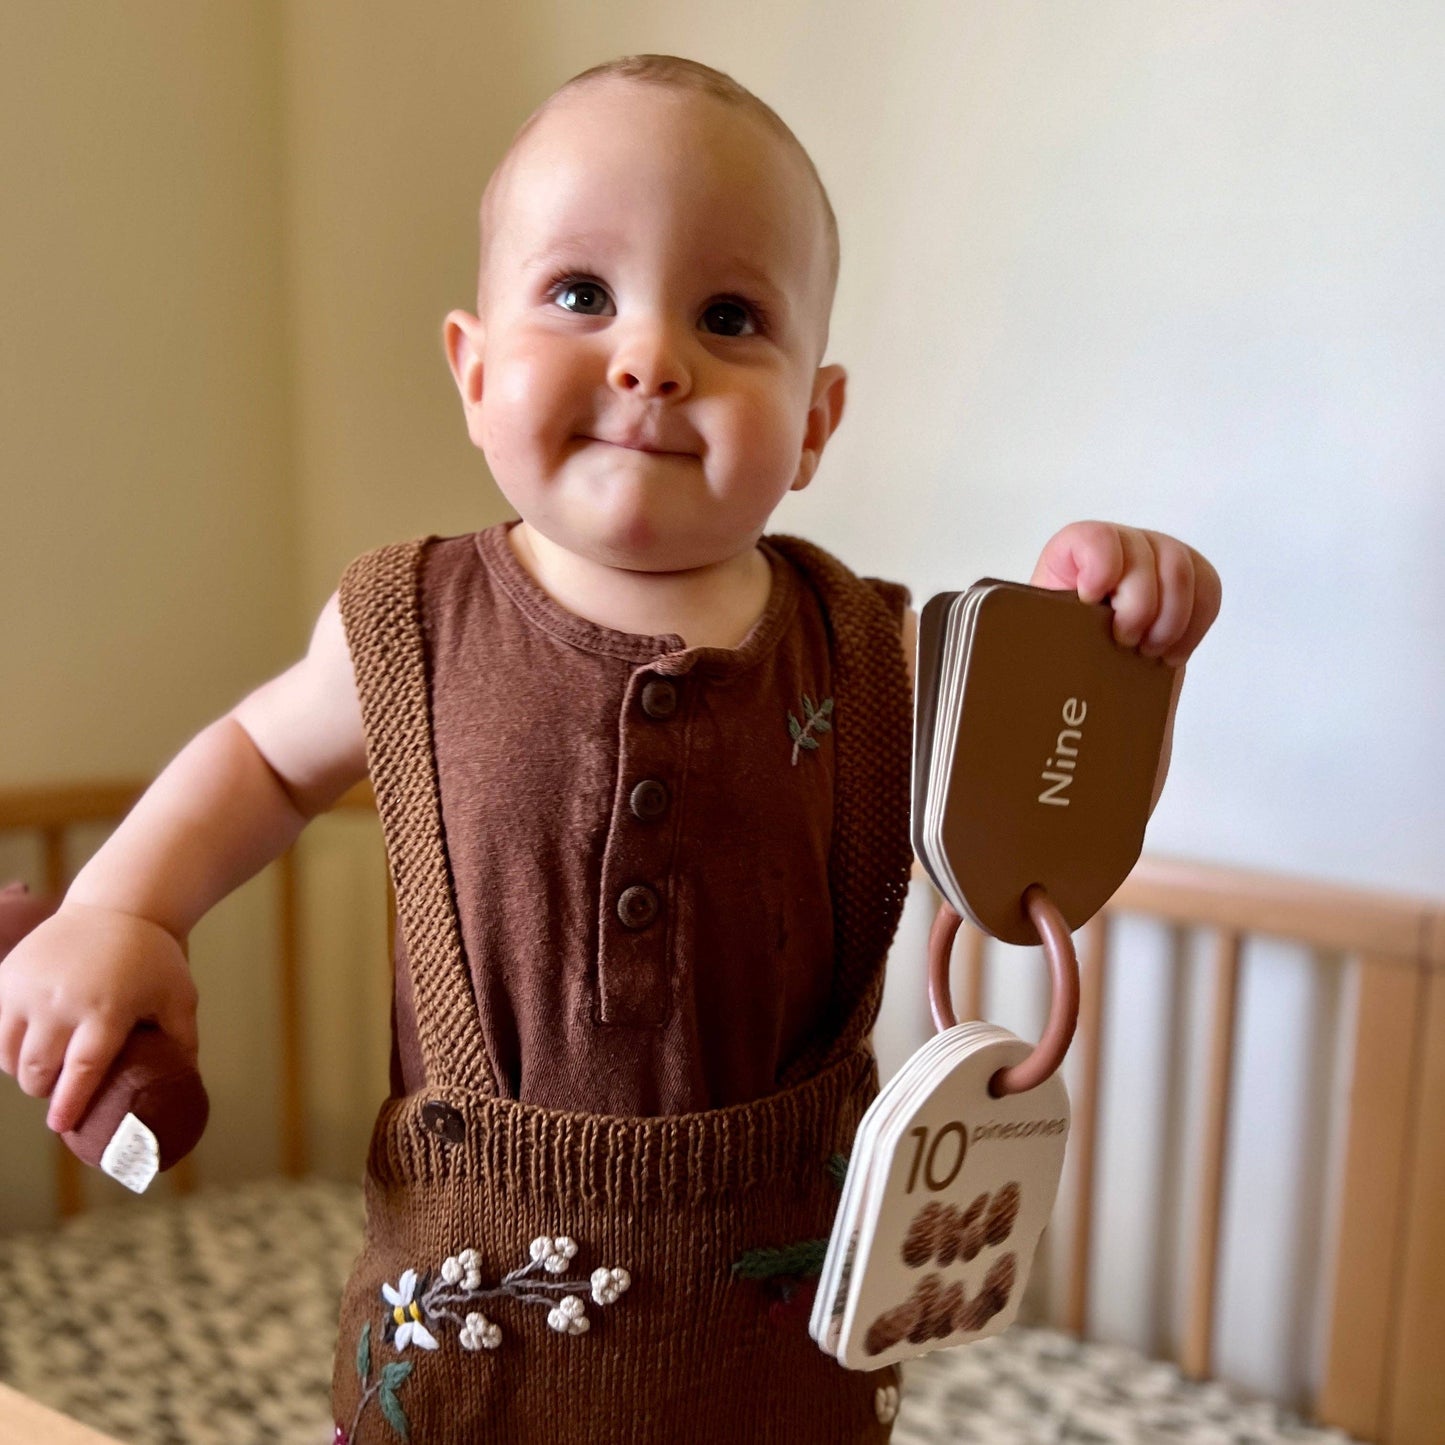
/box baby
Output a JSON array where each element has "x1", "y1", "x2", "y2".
[{"x1": 0, "y1": 54, "x2": 1218, "y2": 1444}]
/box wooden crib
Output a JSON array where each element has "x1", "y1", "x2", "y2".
[{"x1": 0, "y1": 780, "x2": 1439, "y2": 1445}]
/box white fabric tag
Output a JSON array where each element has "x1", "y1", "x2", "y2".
[{"x1": 99, "y1": 1111, "x2": 160, "y2": 1194}]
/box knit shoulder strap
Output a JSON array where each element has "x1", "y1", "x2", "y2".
[
  {"x1": 765, "y1": 536, "x2": 914, "y2": 1083},
  {"x1": 338, "y1": 539, "x2": 496, "y2": 1096}
]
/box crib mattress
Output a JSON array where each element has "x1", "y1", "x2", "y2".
[{"x1": 0, "y1": 1178, "x2": 1357, "y2": 1445}]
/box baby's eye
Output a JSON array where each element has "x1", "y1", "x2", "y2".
[
  {"x1": 551, "y1": 278, "x2": 613, "y2": 316},
  {"x1": 701, "y1": 299, "x2": 761, "y2": 338}
]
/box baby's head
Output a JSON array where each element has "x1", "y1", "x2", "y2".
[{"x1": 445, "y1": 56, "x2": 849, "y2": 576}]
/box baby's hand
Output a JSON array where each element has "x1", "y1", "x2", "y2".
[
  {"x1": 0, "y1": 904, "x2": 198, "y2": 1134},
  {"x1": 1030, "y1": 522, "x2": 1221, "y2": 667}
]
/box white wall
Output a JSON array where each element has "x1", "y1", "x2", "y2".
[{"x1": 781, "y1": 0, "x2": 1444, "y2": 899}]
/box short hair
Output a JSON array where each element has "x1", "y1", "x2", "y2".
[{"x1": 476, "y1": 55, "x2": 841, "y2": 337}]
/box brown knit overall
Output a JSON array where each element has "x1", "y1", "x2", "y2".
[{"x1": 331, "y1": 524, "x2": 913, "y2": 1445}]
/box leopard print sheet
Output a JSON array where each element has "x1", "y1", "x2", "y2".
[{"x1": 0, "y1": 1179, "x2": 1357, "y2": 1444}]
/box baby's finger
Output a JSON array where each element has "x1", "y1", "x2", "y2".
[
  {"x1": 0, "y1": 1010, "x2": 27, "y2": 1077},
  {"x1": 1140, "y1": 536, "x2": 1196, "y2": 659},
  {"x1": 1031, "y1": 521, "x2": 1126, "y2": 603},
  {"x1": 48, "y1": 1016, "x2": 130, "y2": 1134},
  {"x1": 15, "y1": 1021, "x2": 71, "y2": 1101},
  {"x1": 1161, "y1": 553, "x2": 1223, "y2": 668},
  {"x1": 1107, "y1": 528, "x2": 1161, "y2": 649}
]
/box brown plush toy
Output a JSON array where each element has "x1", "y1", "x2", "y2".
[{"x1": 0, "y1": 882, "x2": 209, "y2": 1191}]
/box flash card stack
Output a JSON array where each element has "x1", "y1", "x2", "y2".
[{"x1": 812, "y1": 581, "x2": 1174, "y2": 1369}]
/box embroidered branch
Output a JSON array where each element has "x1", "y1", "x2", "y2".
[
  {"x1": 339, "y1": 1235, "x2": 633, "y2": 1443},
  {"x1": 788, "y1": 693, "x2": 834, "y2": 765}
]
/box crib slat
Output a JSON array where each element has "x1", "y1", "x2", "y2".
[
  {"x1": 1382, "y1": 968, "x2": 1445, "y2": 1444},
  {"x1": 277, "y1": 846, "x2": 306, "y2": 1178},
  {"x1": 1065, "y1": 914, "x2": 1110, "y2": 1335},
  {"x1": 41, "y1": 827, "x2": 65, "y2": 899},
  {"x1": 171, "y1": 1155, "x2": 197, "y2": 1196},
  {"x1": 959, "y1": 921, "x2": 985, "y2": 1021},
  {"x1": 1182, "y1": 928, "x2": 1241, "y2": 1380},
  {"x1": 42, "y1": 826, "x2": 87, "y2": 1220},
  {"x1": 1318, "y1": 954, "x2": 1424, "y2": 1440}
]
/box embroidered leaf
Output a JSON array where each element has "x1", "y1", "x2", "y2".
[
  {"x1": 356, "y1": 1321, "x2": 371, "y2": 1382},
  {"x1": 802, "y1": 693, "x2": 815, "y2": 715},
  {"x1": 788, "y1": 713, "x2": 802, "y2": 741},
  {"x1": 381, "y1": 1361, "x2": 413, "y2": 1390},
  {"x1": 798, "y1": 735, "x2": 819, "y2": 751},
  {"x1": 732, "y1": 1238, "x2": 828, "y2": 1280},
  {"x1": 812, "y1": 717, "x2": 831, "y2": 734},
  {"x1": 379, "y1": 1386, "x2": 411, "y2": 1440},
  {"x1": 820, "y1": 698, "x2": 834, "y2": 716},
  {"x1": 826, "y1": 1152, "x2": 850, "y2": 1189}
]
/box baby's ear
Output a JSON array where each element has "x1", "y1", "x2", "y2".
[
  {"x1": 792, "y1": 364, "x2": 848, "y2": 492},
  {"x1": 443, "y1": 311, "x2": 486, "y2": 446}
]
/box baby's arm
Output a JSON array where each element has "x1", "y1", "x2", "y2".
[{"x1": 0, "y1": 594, "x2": 366, "y2": 1134}]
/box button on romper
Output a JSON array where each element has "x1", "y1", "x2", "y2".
[{"x1": 332, "y1": 523, "x2": 913, "y2": 1444}]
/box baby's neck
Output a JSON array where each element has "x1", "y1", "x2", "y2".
[{"x1": 507, "y1": 523, "x2": 772, "y2": 651}]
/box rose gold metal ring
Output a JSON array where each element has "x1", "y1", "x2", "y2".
[{"x1": 926, "y1": 885, "x2": 1080, "y2": 1097}]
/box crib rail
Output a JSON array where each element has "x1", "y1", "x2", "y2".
[{"x1": 947, "y1": 858, "x2": 1443, "y2": 1445}]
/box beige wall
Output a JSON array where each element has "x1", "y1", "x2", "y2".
[
  {"x1": 0, "y1": 4, "x2": 303, "y2": 1225},
  {"x1": 2, "y1": 4, "x2": 298, "y2": 775}
]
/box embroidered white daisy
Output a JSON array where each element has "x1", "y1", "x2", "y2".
[
  {"x1": 459, "y1": 1311, "x2": 502, "y2": 1351},
  {"x1": 590, "y1": 1266, "x2": 631, "y2": 1306},
  {"x1": 380, "y1": 1269, "x2": 439, "y2": 1351},
  {"x1": 546, "y1": 1294, "x2": 590, "y2": 1335}
]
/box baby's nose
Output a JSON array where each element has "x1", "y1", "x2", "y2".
[{"x1": 607, "y1": 322, "x2": 692, "y2": 400}]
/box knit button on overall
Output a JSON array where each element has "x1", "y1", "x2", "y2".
[{"x1": 332, "y1": 524, "x2": 913, "y2": 1444}]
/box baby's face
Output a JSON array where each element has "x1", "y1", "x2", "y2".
[{"x1": 446, "y1": 80, "x2": 846, "y2": 574}]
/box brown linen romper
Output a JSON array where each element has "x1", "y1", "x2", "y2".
[{"x1": 331, "y1": 523, "x2": 913, "y2": 1445}]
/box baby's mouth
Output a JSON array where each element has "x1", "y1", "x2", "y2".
[{"x1": 586, "y1": 432, "x2": 694, "y2": 458}]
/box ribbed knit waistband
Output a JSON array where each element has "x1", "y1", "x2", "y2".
[{"x1": 365, "y1": 1045, "x2": 876, "y2": 1209}]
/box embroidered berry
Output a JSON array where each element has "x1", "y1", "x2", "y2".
[
  {"x1": 442, "y1": 1247, "x2": 484, "y2": 1290},
  {"x1": 530, "y1": 1233, "x2": 580, "y2": 1273},
  {"x1": 590, "y1": 1265, "x2": 632, "y2": 1305},
  {"x1": 333, "y1": 1427, "x2": 349, "y2": 1445},
  {"x1": 764, "y1": 1277, "x2": 817, "y2": 1327},
  {"x1": 459, "y1": 1311, "x2": 503, "y2": 1351},
  {"x1": 875, "y1": 1384, "x2": 900, "y2": 1424},
  {"x1": 547, "y1": 1294, "x2": 590, "y2": 1335}
]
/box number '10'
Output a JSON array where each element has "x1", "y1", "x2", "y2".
[{"x1": 905, "y1": 1122, "x2": 968, "y2": 1194}]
